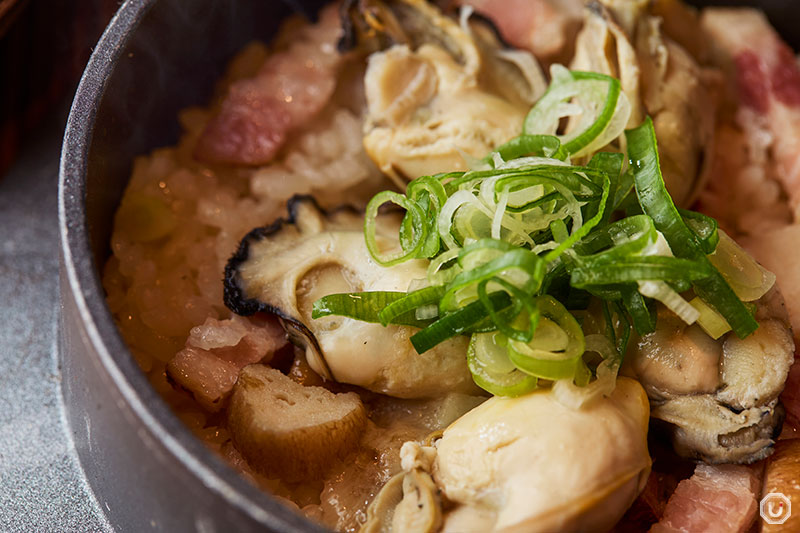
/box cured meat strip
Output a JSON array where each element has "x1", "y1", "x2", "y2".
[
  {"x1": 649, "y1": 464, "x2": 760, "y2": 533},
  {"x1": 195, "y1": 5, "x2": 342, "y2": 166},
  {"x1": 166, "y1": 315, "x2": 287, "y2": 411},
  {"x1": 702, "y1": 9, "x2": 800, "y2": 221}
]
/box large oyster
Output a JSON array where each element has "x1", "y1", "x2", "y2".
[
  {"x1": 363, "y1": 377, "x2": 652, "y2": 533},
  {"x1": 570, "y1": 0, "x2": 718, "y2": 207},
  {"x1": 625, "y1": 288, "x2": 795, "y2": 463},
  {"x1": 224, "y1": 196, "x2": 478, "y2": 398},
  {"x1": 342, "y1": 0, "x2": 545, "y2": 186}
]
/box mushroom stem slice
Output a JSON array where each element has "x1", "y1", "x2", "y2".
[{"x1": 228, "y1": 365, "x2": 367, "y2": 482}]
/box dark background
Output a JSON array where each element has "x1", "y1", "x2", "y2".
[{"x1": 0, "y1": 0, "x2": 117, "y2": 177}]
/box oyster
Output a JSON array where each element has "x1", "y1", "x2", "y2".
[
  {"x1": 570, "y1": 0, "x2": 718, "y2": 207},
  {"x1": 224, "y1": 196, "x2": 478, "y2": 398},
  {"x1": 342, "y1": 0, "x2": 545, "y2": 186},
  {"x1": 362, "y1": 442, "x2": 442, "y2": 533},
  {"x1": 431, "y1": 377, "x2": 651, "y2": 532},
  {"x1": 625, "y1": 288, "x2": 795, "y2": 464}
]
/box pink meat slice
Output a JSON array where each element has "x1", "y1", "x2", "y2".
[
  {"x1": 457, "y1": 0, "x2": 582, "y2": 63},
  {"x1": 195, "y1": 5, "x2": 342, "y2": 166},
  {"x1": 166, "y1": 315, "x2": 288, "y2": 412},
  {"x1": 702, "y1": 9, "x2": 800, "y2": 221},
  {"x1": 650, "y1": 464, "x2": 760, "y2": 533}
]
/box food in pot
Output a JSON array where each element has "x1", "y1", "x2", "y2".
[
  {"x1": 224, "y1": 196, "x2": 477, "y2": 397},
  {"x1": 103, "y1": 0, "x2": 800, "y2": 531}
]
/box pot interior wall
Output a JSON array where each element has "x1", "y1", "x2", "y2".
[{"x1": 85, "y1": 0, "x2": 328, "y2": 269}]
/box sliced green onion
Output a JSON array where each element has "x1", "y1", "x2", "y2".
[
  {"x1": 680, "y1": 209, "x2": 719, "y2": 254},
  {"x1": 365, "y1": 191, "x2": 426, "y2": 266},
  {"x1": 485, "y1": 134, "x2": 567, "y2": 164},
  {"x1": 587, "y1": 152, "x2": 624, "y2": 224},
  {"x1": 707, "y1": 230, "x2": 776, "y2": 302},
  {"x1": 690, "y1": 296, "x2": 732, "y2": 339},
  {"x1": 573, "y1": 214, "x2": 657, "y2": 258},
  {"x1": 507, "y1": 296, "x2": 586, "y2": 381},
  {"x1": 637, "y1": 281, "x2": 699, "y2": 325},
  {"x1": 473, "y1": 331, "x2": 515, "y2": 373},
  {"x1": 415, "y1": 304, "x2": 439, "y2": 321},
  {"x1": 602, "y1": 300, "x2": 631, "y2": 359},
  {"x1": 621, "y1": 286, "x2": 656, "y2": 335},
  {"x1": 523, "y1": 66, "x2": 630, "y2": 157},
  {"x1": 543, "y1": 173, "x2": 610, "y2": 263},
  {"x1": 378, "y1": 285, "x2": 446, "y2": 326},
  {"x1": 571, "y1": 256, "x2": 713, "y2": 287},
  {"x1": 467, "y1": 333, "x2": 538, "y2": 396},
  {"x1": 626, "y1": 117, "x2": 758, "y2": 338},
  {"x1": 313, "y1": 292, "x2": 431, "y2": 328},
  {"x1": 477, "y1": 277, "x2": 539, "y2": 342},
  {"x1": 612, "y1": 168, "x2": 636, "y2": 211},
  {"x1": 427, "y1": 248, "x2": 462, "y2": 285},
  {"x1": 440, "y1": 245, "x2": 544, "y2": 312},
  {"x1": 410, "y1": 291, "x2": 513, "y2": 354}
]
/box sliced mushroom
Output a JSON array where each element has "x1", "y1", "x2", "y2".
[
  {"x1": 224, "y1": 196, "x2": 478, "y2": 398},
  {"x1": 343, "y1": 0, "x2": 542, "y2": 185},
  {"x1": 626, "y1": 288, "x2": 795, "y2": 464},
  {"x1": 228, "y1": 364, "x2": 366, "y2": 482},
  {"x1": 433, "y1": 377, "x2": 652, "y2": 532}
]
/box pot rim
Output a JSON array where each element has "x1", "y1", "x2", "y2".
[{"x1": 57, "y1": 1, "x2": 326, "y2": 530}]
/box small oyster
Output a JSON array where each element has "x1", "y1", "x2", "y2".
[
  {"x1": 434, "y1": 377, "x2": 651, "y2": 532},
  {"x1": 625, "y1": 288, "x2": 795, "y2": 464}
]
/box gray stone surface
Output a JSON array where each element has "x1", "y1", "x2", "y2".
[{"x1": 0, "y1": 115, "x2": 111, "y2": 532}]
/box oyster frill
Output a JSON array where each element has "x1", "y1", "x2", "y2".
[{"x1": 224, "y1": 196, "x2": 477, "y2": 398}]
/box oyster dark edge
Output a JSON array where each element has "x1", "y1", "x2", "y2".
[{"x1": 223, "y1": 194, "x2": 363, "y2": 380}]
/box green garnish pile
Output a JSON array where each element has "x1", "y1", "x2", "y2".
[{"x1": 311, "y1": 67, "x2": 763, "y2": 397}]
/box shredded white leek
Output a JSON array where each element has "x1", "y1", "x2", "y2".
[{"x1": 637, "y1": 231, "x2": 699, "y2": 324}]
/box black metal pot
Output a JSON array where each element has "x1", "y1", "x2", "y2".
[
  {"x1": 58, "y1": 1, "x2": 797, "y2": 531},
  {"x1": 58, "y1": 1, "x2": 329, "y2": 531}
]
